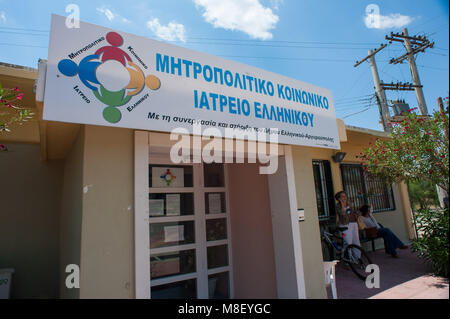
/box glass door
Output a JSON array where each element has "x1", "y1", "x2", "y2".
[
  {"x1": 148, "y1": 158, "x2": 232, "y2": 299},
  {"x1": 203, "y1": 163, "x2": 232, "y2": 299}
]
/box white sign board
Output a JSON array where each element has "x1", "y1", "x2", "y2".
[{"x1": 43, "y1": 14, "x2": 340, "y2": 149}]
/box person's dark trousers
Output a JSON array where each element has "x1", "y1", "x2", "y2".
[{"x1": 377, "y1": 227, "x2": 405, "y2": 256}]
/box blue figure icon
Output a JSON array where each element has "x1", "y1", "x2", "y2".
[{"x1": 58, "y1": 55, "x2": 101, "y2": 91}]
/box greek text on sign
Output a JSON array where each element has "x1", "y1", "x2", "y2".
[{"x1": 43, "y1": 14, "x2": 340, "y2": 149}]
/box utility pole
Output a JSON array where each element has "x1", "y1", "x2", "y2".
[
  {"x1": 355, "y1": 44, "x2": 391, "y2": 132},
  {"x1": 386, "y1": 28, "x2": 434, "y2": 115}
]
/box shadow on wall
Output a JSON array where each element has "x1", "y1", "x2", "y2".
[{"x1": 0, "y1": 143, "x2": 63, "y2": 298}]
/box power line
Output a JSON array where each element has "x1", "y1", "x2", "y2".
[
  {"x1": 336, "y1": 104, "x2": 374, "y2": 112},
  {"x1": 0, "y1": 43, "x2": 47, "y2": 48},
  {"x1": 0, "y1": 26, "x2": 49, "y2": 33},
  {"x1": 0, "y1": 41, "x2": 394, "y2": 63},
  {"x1": 334, "y1": 68, "x2": 371, "y2": 102},
  {"x1": 0, "y1": 30, "x2": 49, "y2": 37},
  {"x1": 0, "y1": 26, "x2": 383, "y2": 46},
  {"x1": 218, "y1": 55, "x2": 362, "y2": 62},
  {"x1": 334, "y1": 94, "x2": 373, "y2": 102},
  {"x1": 335, "y1": 96, "x2": 376, "y2": 108},
  {"x1": 417, "y1": 64, "x2": 449, "y2": 71},
  {"x1": 341, "y1": 107, "x2": 371, "y2": 119},
  {"x1": 0, "y1": 29, "x2": 378, "y2": 50},
  {"x1": 335, "y1": 98, "x2": 375, "y2": 107},
  {"x1": 186, "y1": 37, "x2": 381, "y2": 46},
  {"x1": 185, "y1": 41, "x2": 375, "y2": 50}
]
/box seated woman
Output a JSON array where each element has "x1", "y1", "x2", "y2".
[{"x1": 360, "y1": 204, "x2": 408, "y2": 257}]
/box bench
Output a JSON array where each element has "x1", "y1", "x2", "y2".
[
  {"x1": 360, "y1": 225, "x2": 387, "y2": 252},
  {"x1": 360, "y1": 235, "x2": 384, "y2": 252}
]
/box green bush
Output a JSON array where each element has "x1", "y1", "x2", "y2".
[
  {"x1": 412, "y1": 208, "x2": 449, "y2": 278},
  {"x1": 408, "y1": 180, "x2": 439, "y2": 210}
]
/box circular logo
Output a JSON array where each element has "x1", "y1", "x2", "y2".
[{"x1": 58, "y1": 31, "x2": 161, "y2": 123}]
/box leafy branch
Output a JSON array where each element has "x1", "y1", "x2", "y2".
[{"x1": 0, "y1": 82, "x2": 34, "y2": 132}]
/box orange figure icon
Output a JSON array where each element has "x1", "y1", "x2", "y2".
[
  {"x1": 145, "y1": 74, "x2": 161, "y2": 91},
  {"x1": 125, "y1": 61, "x2": 145, "y2": 96}
]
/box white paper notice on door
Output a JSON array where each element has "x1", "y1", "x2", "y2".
[
  {"x1": 208, "y1": 193, "x2": 222, "y2": 214},
  {"x1": 149, "y1": 199, "x2": 164, "y2": 216},
  {"x1": 166, "y1": 194, "x2": 181, "y2": 216},
  {"x1": 164, "y1": 225, "x2": 184, "y2": 242}
]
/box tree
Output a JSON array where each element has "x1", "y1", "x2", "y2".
[
  {"x1": 408, "y1": 180, "x2": 439, "y2": 210},
  {"x1": 360, "y1": 105, "x2": 449, "y2": 278},
  {"x1": 0, "y1": 82, "x2": 34, "y2": 132},
  {"x1": 359, "y1": 107, "x2": 449, "y2": 194}
]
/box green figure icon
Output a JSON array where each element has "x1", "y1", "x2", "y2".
[{"x1": 93, "y1": 86, "x2": 131, "y2": 123}]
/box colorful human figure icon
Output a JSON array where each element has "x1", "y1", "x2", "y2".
[
  {"x1": 78, "y1": 55, "x2": 102, "y2": 91},
  {"x1": 95, "y1": 32, "x2": 131, "y2": 66},
  {"x1": 93, "y1": 86, "x2": 131, "y2": 123},
  {"x1": 125, "y1": 61, "x2": 145, "y2": 96},
  {"x1": 58, "y1": 59, "x2": 78, "y2": 76},
  {"x1": 58, "y1": 55, "x2": 101, "y2": 91},
  {"x1": 57, "y1": 30, "x2": 162, "y2": 125},
  {"x1": 160, "y1": 169, "x2": 176, "y2": 186},
  {"x1": 93, "y1": 85, "x2": 131, "y2": 107},
  {"x1": 145, "y1": 74, "x2": 161, "y2": 91}
]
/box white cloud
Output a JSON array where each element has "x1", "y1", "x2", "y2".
[
  {"x1": 270, "y1": 0, "x2": 283, "y2": 10},
  {"x1": 147, "y1": 18, "x2": 186, "y2": 42},
  {"x1": 97, "y1": 7, "x2": 115, "y2": 21},
  {"x1": 364, "y1": 12, "x2": 413, "y2": 29},
  {"x1": 193, "y1": 0, "x2": 279, "y2": 40},
  {"x1": 0, "y1": 11, "x2": 6, "y2": 23},
  {"x1": 96, "y1": 6, "x2": 131, "y2": 24}
]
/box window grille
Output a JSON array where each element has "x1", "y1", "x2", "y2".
[{"x1": 340, "y1": 164, "x2": 395, "y2": 212}]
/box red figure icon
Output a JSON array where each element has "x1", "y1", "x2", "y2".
[{"x1": 95, "y1": 32, "x2": 131, "y2": 66}]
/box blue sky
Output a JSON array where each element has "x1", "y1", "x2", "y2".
[{"x1": 0, "y1": 0, "x2": 448, "y2": 131}]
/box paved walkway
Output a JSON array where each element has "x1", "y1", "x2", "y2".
[{"x1": 328, "y1": 247, "x2": 449, "y2": 299}]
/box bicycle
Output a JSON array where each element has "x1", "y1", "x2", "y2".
[{"x1": 322, "y1": 226, "x2": 373, "y2": 280}]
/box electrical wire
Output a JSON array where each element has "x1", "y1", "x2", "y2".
[
  {"x1": 342, "y1": 107, "x2": 371, "y2": 119},
  {"x1": 218, "y1": 55, "x2": 360, "y2": 62},
  {"x1": 0, "y1": 26, "x2": 49, "y2": 33},
  {"x1": 335, "y1": 98, "x2": 375, "y2": 106},
  {"x1": 0, "y1": 28, "x2": 378, "y2": 50},
  {"x1": 184, "y1": 41, "x2": 375, "y2": 50},
  {"x1": 0, "y1": 30, "x2": 49, "y2": 37},
  {"x1": 334, "y1": 68, "x2": 371, "y2": 102},
  {"x1": 0, "y1": 43, "x2": 47, "y2": 48},
  {"x1": 335, "y1": 94, "x2": 374, "y2": 100},
  {"x1": 416, "y1": 64, "x2": 449, "y2": 71}
]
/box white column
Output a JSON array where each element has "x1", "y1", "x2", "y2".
[
  {"x1": 267, "y1": 146, "x2": 306, "y2": 298},
  {"x1": 134, "y1": 131, "x2": 150, "y2": 299}
]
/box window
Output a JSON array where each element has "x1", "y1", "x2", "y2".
[
  {"x1": 312, "y1": 160, "x2": 335, "y2": 220},
  {"x1": 340, "y1": 164, "x2": 395, "y2": 212},
  {"x1": 147, "y1": 161, "x2": 232, "y2": 299}
]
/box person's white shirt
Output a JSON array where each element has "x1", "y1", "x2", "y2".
[{"x1": 361, "y1": 212, "x2": 381, "y2": 229}]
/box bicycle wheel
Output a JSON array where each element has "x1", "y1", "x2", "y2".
[{"x1": 344, "y1": 244, "x2": 373, "y2": 280}]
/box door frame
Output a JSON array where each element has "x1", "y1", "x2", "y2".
[
  {"x1": 134, "y1": 131, "x2": 306, "y2": 299},
  {"x1": 134, "y1": 131, "x2": 234, "y2": 299}
]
